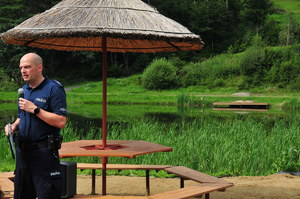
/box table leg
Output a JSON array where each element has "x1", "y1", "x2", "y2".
[
  {"x1": 92, "y1": 169, "x2": 96, "y2": 195},
  {"x1": 146, "y1": 170, "x2": 150, "y2": 196},
  {"x1": 180, "y1": 177, "x2": 184, "y2": 188},
  {"x1": 102, "y1": 156, "x2": 108, "y2": 196}
]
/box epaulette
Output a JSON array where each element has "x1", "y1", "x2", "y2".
[{"x1": 51, "y1": 80, "x2": 64, "y2": 88}]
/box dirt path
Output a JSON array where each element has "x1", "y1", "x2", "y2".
[
  {"x1": 64, "y1": 85, "x2": 81, "y2": 92},
  {"x1": 77, "y1": 174, "x2": 300, "y2": 199}
]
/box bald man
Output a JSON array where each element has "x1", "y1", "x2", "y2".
[{"x1": 4, "y1": 53, "x2": 67, "y2": 199}]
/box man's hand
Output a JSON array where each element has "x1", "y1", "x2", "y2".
[
  {"x1": 19, "y1": 98, "x2": 37, "y2": 114},
  {"x1": 19, "y1": 98, "x2": 66, "y2": 129},
  {"x1": 4, "y1": 124, "x2": 11, "y2": 136},
  {"x1": 4, "y1": 123, "x2": 18, "y2": 136}
]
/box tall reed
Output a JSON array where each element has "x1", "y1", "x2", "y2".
[
  {"x1": 282, "y1": 98, "x2": 300, "y2": 110},
  {"x1": 59, "y1": 115, "x2": 300, "y2": 176},
  {"x1": 0, "y1": 134, "x2": 15, "y2": 171},
  {"x1": 1, "y1": 115, "x2": 299, "y2": 177}
]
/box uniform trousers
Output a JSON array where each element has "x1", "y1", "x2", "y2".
[{"x1": 14, "y1": 143, "x2": 62, "y2": 199}]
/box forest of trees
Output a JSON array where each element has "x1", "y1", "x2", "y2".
[{"x1": 0, "y1": 0, "x2": 299, "y2": 89}]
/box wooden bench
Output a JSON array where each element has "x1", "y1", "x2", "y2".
[
  {"x1": 76, "y1": 164, "x2": 233, "y2": 199},
  {"x1": 149, "y1": 183, "x2": 233, "y2": 199},
  {"x1": 0, "y1": 166, "x2": 234, "y2": 199},
  {"x1": 164, "y1": 166, "x2": 231, "y2": 186},
  {"x1": 72, "y1": 182, "x2": 233, "y2": 199},
  {"x1": 0, "y1": 172, "x2": 14, "y2": 199},
  {"x1": 77, "y1": 163, "x2": 171, "y2": 195},
  {"x1": 162, "y1": 166, "x2": 234, "y2": 199}
]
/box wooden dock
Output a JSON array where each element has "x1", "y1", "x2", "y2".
[{"x1": 213, "y1": 101, "x2": 269, "y2": 111}]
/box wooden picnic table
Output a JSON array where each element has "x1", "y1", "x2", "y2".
[{"x1": 59, "y1": 140, "x2": 173, "y2": 196}]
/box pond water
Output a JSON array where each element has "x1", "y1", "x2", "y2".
[
  {"x1": 1, "y1": 102, "x2": 299, "y2": 176},
  {"x1": 1, "y1": 102, "x2": 297, "y2": 132}
]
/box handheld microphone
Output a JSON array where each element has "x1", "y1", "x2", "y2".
[
  {"x1": 18, "y1": 88, "x2": 25, "y2": 113},
  {"x1": 18, "y1": 88, "x2": 24, "y2": 98}
]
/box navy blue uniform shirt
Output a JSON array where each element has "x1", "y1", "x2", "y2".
[{"x1": 18, "y1": 78, "x2": 67, "y2": 142}]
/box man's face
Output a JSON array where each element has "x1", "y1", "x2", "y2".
[{"x1": 19, "y1": 55, "x2": 41, "y2": 84}]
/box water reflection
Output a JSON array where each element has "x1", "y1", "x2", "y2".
[{"x1": 1, "y1": 103, "x2": 300, "y2": 133}]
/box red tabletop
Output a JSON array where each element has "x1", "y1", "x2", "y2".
[{"x1": 59, "y1": 140, "x2": 173, "y2": 159}]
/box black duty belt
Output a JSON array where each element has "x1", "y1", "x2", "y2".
[{"x1": 19, "y1": 139, "x2": 49, "y2": 150}]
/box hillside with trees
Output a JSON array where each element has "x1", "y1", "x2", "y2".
[{"x1": 0, "y1": 0, "x2": 299, "y2": 91}]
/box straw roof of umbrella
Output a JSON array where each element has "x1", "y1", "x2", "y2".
[{"x1": 0, "y1": 0, "x2": 204, "y2": 53}]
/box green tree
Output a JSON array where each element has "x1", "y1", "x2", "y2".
[
  {"x1": 21, "y1": 0, "x2": 60, "y2": 16},
  {"x1": 0, "y1": 0, "x2": 29, "y2": 86},
  {"x1": 0, "y1": 0, "x2": 25, "y2": 31},
  {"x1": 240, "y1": 0, "x2": 273, "y2": 27},
  {"x1": 148, "y1": 0, "x2": 273, "y2": 54},
  {"x1": 279, "y1": 13, "x2": 300, "y2": 46},
  {"x1": 0, "y1": 68, "x2": 18, "y2": 91},
  {"x1": 259, "y1": 18, "x2": 280, "y2": 46}
]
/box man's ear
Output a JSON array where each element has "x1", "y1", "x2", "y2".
[{"x1": 38, "y1": 64, "x2": 43, "y2": 72}]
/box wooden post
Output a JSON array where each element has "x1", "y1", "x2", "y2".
[
  {"x1": 102, "y1": 36, "x2": 107, "y2": 148},
  {"x1": 101, "y1": 36, "x2": 108, "y2": 196}
]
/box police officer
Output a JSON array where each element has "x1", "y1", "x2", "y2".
[{"x1": 4, "y1": 53, "x2": 67, "y2": 199}]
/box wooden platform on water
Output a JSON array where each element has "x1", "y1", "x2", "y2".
[{"x1": 213, "y1": 101, "x2": 269, "y2": 111}]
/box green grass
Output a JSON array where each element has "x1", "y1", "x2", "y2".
[
  {"x1": 270, "y1": 0, "x2": 300, "y2": 23},
  {"x1": 0, "y1": 134, "x2": 16, "y2": 172},
  {"x1": 0, "y1": 92, "x2": 18, "y2": 102},
  {"x1": 272, "y1": 0, "x2": 300, "y2": 13},
  {"x1": 1, "y1": 75, "x2": 299, "y2": 113},
  {"x1": 65, "y1": 76, "x2": 299, "y2": 112}
]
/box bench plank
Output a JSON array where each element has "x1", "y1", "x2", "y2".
[
  {"x1": 0, "y1": 178, "x2": 14, "y2": 199},
  {"x1": 72, "y1": 195, "x2": 148, "y2": 199},
  {"x1": 149, "y1": 183, "x2": 233, "y2": 199},
  {"x1": 77, "y1": 164, "x2": 170, "y2": 171},
  {"x1": 0, "y1": 172, "x2": 14, "y2": 180},
  {"x1": 0, "y1": 178, "x2": 14, "y2": 191},
  {"x1": 164, "y1": 166, "x2": 232, "y2": 184}
]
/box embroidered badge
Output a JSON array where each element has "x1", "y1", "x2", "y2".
[
  {"x1": 50, "y1": 171, "x2": 61, "y2": 176},
  {"x1": 36, "y1": 98, "x2": 46, "y2": 103}
]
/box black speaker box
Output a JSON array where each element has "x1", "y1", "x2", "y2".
[{"x1": 60, "y1": 161, "x2": 77, "y2": 198}]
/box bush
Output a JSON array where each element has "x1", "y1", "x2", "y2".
[
  {"x1": 212, "y1": 78, "x2": 226, "y2": 88},
  {"x1": 282, "y1": 98, "x2": 300, "y2": 111},
  {"x1": 288, "y1": 76, "x2": 300, "y2": 91},
  {"x1": 142, "y1": 58, "x2": 178, "y2": 90},
  {"x1": 180, "y1": 63, "x2": 204, "y2": 87},
  {"x1": 239, "y1": 35, "x2": 267, "y2": 87},
  {"x1": 265, "y1": 45, "x2": 300, "y2": 88},
  {"x1": 201, "y1": 53, "x2": 241, "y2": 78}
]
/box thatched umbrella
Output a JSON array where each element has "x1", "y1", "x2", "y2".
[
  {"x1": 1, "y1": 0, "x2": 204, "y2": 195},
  {"x1": 1, "y1": 0, "x2": 203, "y2": 52}
]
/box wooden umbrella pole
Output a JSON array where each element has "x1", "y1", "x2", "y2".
[
  {"x1": 102, "y1": 36, "x2": 108, "y2": 196},
  {"x1": 102, "y1": 36, "x2": 107, "y2": 148}
]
